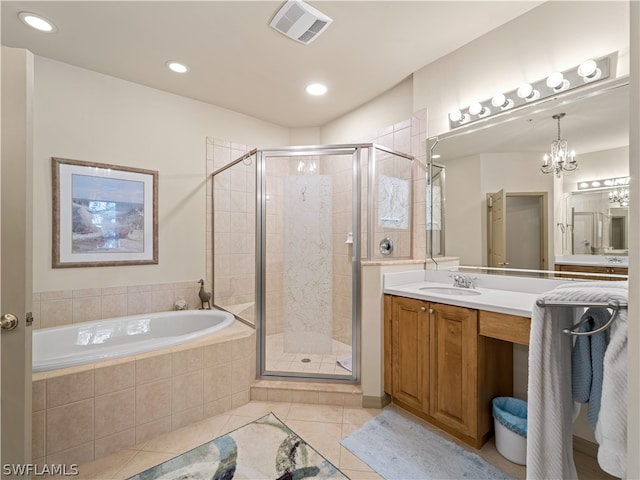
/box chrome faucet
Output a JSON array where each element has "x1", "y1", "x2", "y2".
[{"x1": 453, "y1": 274, "x2": 475, "y2": 289}]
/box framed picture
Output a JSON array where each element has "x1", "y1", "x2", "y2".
[{"x1": 52, "y1": 157, "x2": 158, "y2": 268}]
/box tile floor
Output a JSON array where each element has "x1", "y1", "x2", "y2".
[
  {"x1": 57, "y1": 400, "x2": 615, "y2": 480},
  {"x1": 264, "y1": 333, "x2": 353, "y2": 376}
]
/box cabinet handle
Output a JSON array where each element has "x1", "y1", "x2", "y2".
[
  {"x1": 429, "y1": 308, "x2": 434, "y2": 314},
  {"x1": 421, "y1": 306, "x2": 426, "y2": 312}
]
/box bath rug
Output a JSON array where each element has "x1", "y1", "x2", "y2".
[
  {"x1": 337, "y1": 356, "x2": 352, "y2": 372},
  {"x1": 340, "y1": 408, "x2": 513, "y2": 480},
  {"x1": 127, "y1": 412, "x2": 347, "y2": 480}
]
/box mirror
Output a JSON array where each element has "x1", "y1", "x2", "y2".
[
  {"x1": 427, "y1": 77, "x2": 629, "y2": 275},
  {"x1": 563, "y1": 187, "x2": 629, "y2": 255}
]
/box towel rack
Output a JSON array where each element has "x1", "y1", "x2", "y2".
[{"x1": 535, "y1": 299, "x2": 627, "y2": 337}]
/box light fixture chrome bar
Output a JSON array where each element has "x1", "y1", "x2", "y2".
[
  {"x1": 577, "y1": 176, "x2": 630, "y2": 190},
  {"x1": 448, "y1": 54, "x2": 612, "y2": 129}
]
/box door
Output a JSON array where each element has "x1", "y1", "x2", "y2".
[
  {"x1": 391, "y1": 296, "x2": 429, "y2": 413},
  {"x1": 488, "y1": 191, "x2": 547, "y2": 269},
  {"x1": 1, "y1": 47, "x2": 34, "y2": 473},
  {"x1": 429, "y1": 303, "x2": 478, "y2": 437},
  {"x1": 487, "y1": 190, "x2": 506, "y2": 267},
  {"x1": 505, "y1": 194, "x2": 546, "y2": 270},
  {"x1": 573, "y1": 212, "x2": 594, "y2": 254}
]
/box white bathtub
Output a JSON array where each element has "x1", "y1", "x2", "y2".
[{"x1": 33, "y1": 309, "x2": 235, "y2": 372}]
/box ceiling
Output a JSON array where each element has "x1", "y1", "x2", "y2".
[{"x1": 1, "y1": 1, "x2": 543, "y2": 128}]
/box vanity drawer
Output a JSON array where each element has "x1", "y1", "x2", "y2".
[{"x1": 479, "y1": 311, "x2": 530, "y2": 345}]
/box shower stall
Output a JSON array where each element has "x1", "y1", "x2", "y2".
[{"x1": 211, "y1": 144, "x2": 413, "y2": 382}]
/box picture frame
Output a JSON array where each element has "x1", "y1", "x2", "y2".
[{"x1": 52, "y1": 157, "x2": 158, "y2": 268}]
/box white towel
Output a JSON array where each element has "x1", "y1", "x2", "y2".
[
  {"x1": 527, "y1": 284, "x2": 628, "y2": 480},
  {"x1": 595, "y1": 304, "x2": 627, "y2": 478}
]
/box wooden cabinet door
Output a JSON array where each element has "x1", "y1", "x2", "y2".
[
  {"x1": 429, "y1": 303, "x2": 478, "y2": 437},
  {"x1": 391, "y1": 296, "x2": 429, "y2": 413}
]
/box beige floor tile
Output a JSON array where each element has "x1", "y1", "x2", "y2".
[
  {"x1": 227, "y1": 400, "x2": 291, "y2": 420},
  {"x1": 286, "y1": 403, "x2": 344, "y2": 423},
  {"x1": 339, "y1": 445, "x2": 373, "y2": 472},
  {"x1": 66, "y1": 399, "x2": 612, "y2": 480},
  {"x1": 74, "y1": 449, "x2": 139, "y2": 480},
  {"x1": 285, "y1": 419, "x2": 343, "y2": 465},
  {"x1": 219, "y1": 414, "x2": 263, "y2": 434},
  {"x1": 340, "y1": 469, "x2": 385, "y2": 479},
  {"x1": 112, "y1": 451, "x2": 176, "y2": 479},
  {"x1": 343, "y1": 407, "x2": 381, "y2": 426},
  {"x1": 142, "y1": 414, "x2": 230, "y2": 455}
]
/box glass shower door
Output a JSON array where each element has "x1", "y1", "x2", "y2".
[{"x1": 258, "y1": 148, "x2": 359, "y2": 380}]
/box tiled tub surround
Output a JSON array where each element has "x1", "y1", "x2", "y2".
[
  {"x1": 31, "y1": 321, "x2": 255, "y2": 466},
  {"x1": 31, "y1": 282, "x2": 204, "y2": 330}
]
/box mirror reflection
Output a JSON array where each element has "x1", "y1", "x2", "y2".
[{"x1": 427, "y1": 78, "x2": 629, "y2": 277}]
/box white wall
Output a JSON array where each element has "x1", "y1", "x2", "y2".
[
  {"x1": 562, "y1": 146, "x2": 629, "y2": 193},
  {"x1": 33, "y1": 56, "x2": 289, "y2": 292},
  {"x1": 320, "y1": 76, "x2": 413, "y2": 144},
  {"x1": 414, "y1": 1, "x2": 630, "y2": 137}
]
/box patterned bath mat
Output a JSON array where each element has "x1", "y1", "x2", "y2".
[
  {"x1": 340, "y1": 409, "x2": 513, "y2": 480},
  {"x1": 128, "y1": 412, "x2": 347, "y2": 480}
]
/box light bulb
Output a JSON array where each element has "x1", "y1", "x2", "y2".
[
  {"x1": 449, "y1": 110, "x2": 462, "y2": 122},
  {"x1": 469, "y1": 102, "x2": 489, "y2": 116},
  {"x1": 166, "y1": 61, "x2": 189, "y2": 73},
  {"x1": 517, "y1": 83, "x2": 533, "y2": 99},
  {"x1": 306, "y1": 83, "x2": 328, "y2": 96},
  {"x1": 491, "y1": 94, "x2": 513, "y2": 110},
  {"x1": 18, "y1": 11, "x2": 56, "y2": 32},
  {"x1": 517, "y1": 84, "x2": 540, "y2": 101},
  {"x1": 546, "y1": 72, "x2": 570, "y2": 91},
  {"x1": 577, "y1": 60, "x2": 601, "y2": 82}
]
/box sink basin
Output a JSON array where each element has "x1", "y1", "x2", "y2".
[{"x1": 419, "y1": 286, "x2": 482, "y2": 296}]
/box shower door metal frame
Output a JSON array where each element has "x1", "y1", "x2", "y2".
[{"x1": 256, "y1": 144, "x2": 364, "y2": 383}]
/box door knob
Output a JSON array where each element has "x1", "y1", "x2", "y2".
[
  {"x1": 1, "y1": 313, "x2": 18, "y2": 331},
  {"x1": 421, "y1": 306, "x2": 426, "y2": 312}
]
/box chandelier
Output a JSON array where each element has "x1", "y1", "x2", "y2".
[
  {"x1": 541, "y1": 113, "x2": 577, "y2": 177},
  {"x1": 609, "y1": 188, "x2": 629, "y2": 207}
]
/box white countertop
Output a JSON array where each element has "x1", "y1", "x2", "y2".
[
  {"x1": 384, "y1": 281, "x2": 540, "y2": 318},
  {"x1": 555, "y1": 254, "x2": 628, "y2": 267},
  {"x1": 383, "y1": 270, "x2": 573, "y2": 318}
]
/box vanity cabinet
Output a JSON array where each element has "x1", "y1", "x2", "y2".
[
  {"x1": 390, "y1": 296, "x2": 430, "y2": 412},
  {"x1": 429, "y1": 302, "x2": 478, "y2": 438},
  {"x1": 554, "y1": 263, "x2": 628, "y2": 280},
  {"x1": 384, "y1": 294, "x2": 514, "y2": 448}
]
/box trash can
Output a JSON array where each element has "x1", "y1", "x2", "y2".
[{"x1": 492, "y1": 397, "x2": 527, "y2": 465}]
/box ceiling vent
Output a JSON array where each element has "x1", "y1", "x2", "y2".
[{"x1": 269, "y1": 0, "x2": 333, "y2": 45}]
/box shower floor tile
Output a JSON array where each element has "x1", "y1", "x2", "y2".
[{"x1": 265, "y1": 333, "x2": 352, "y2": 376}]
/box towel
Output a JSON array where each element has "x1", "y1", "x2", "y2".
[
  {"x1": 527, "y1": 283, "x2": 627, "y2": 480},
  {"x1": 595, "y1": 304, "x2": 627, "y2": 478},
  {"x1": 571, "y1": 307, "x2": 611, "y2": 427}
]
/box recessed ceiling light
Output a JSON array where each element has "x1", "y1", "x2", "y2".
[
  {"x1": 166, "y1": 61, "x2": 189, "y2": 74},
  {"x1": 306, "y1": 83, "x2": 327, "y2": 96},
  {"x1": 18, "y1": 11, "x2": 57, "y2": 33}
]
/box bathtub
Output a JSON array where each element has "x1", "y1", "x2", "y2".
[
  {"x1": 33, "y1": 309, "x2": 235, "y2": 372},
  {"x1": 32, "y1": 310, "x2": 255, "y2": 466}
]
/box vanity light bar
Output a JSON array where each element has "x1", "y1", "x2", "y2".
[
  {"x1": 448, "y1": 55, "x2": 611, "y2": 130},
  {"x1": 577, "y1": 176, "x2": 629, "y2": 191}
]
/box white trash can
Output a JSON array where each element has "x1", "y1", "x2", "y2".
[{"x1": 492, "y1": 397, "x2": 527, "y2": 465}]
